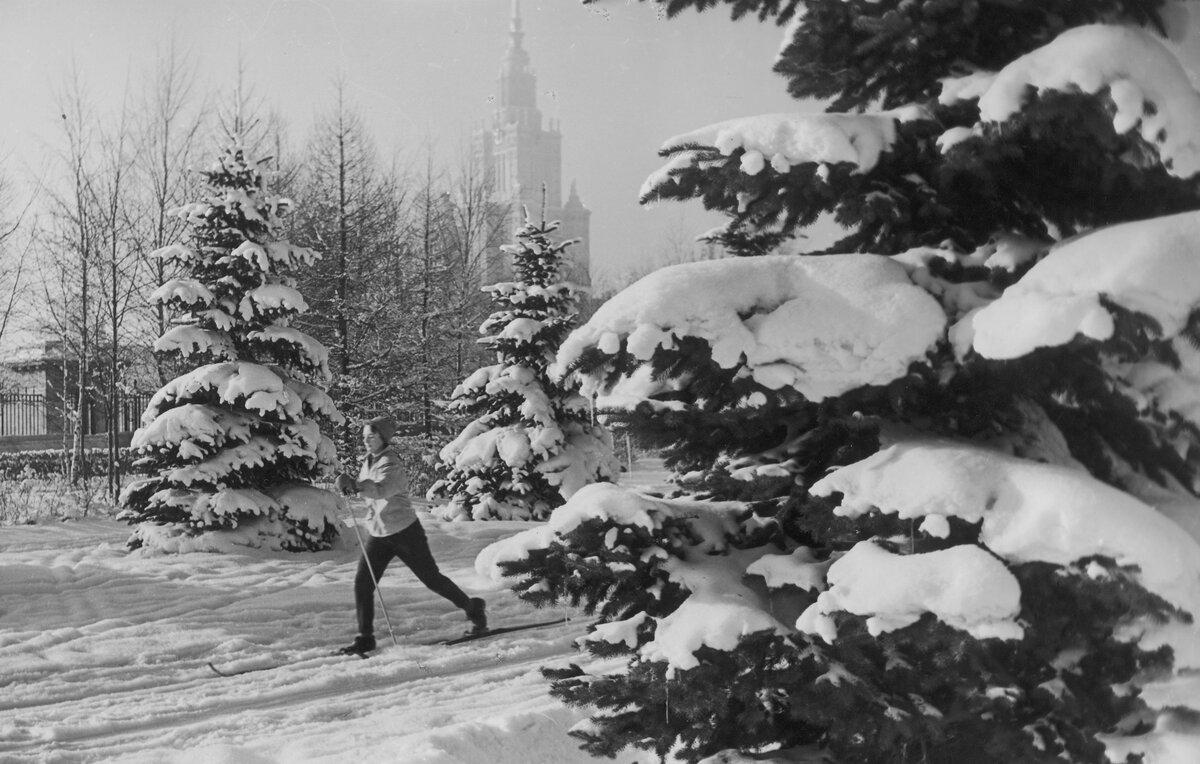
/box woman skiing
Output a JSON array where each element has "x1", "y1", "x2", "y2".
[{"x1": 334, "y1": 415, "x2": 487, "y2": 655}]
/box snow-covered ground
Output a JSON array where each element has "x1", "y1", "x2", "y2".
[
  {"x1": 0, "y1": 462, "x2": 667, "y2": 764},
  {"x1": 6, "y1": 454, "x2": 1200, "y2": 764}
]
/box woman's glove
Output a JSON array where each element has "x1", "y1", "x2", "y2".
[{"x1": 333, "y1": 473, "x2": 358, "y2": 496}]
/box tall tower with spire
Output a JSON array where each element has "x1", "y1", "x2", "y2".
[{"x1": 474, "y1": 0, "x2": 592, "y2": 287}]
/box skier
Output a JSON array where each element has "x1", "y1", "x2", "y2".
[{"x1": 334, "y1": 415, "x2": 487, "y2": 655}]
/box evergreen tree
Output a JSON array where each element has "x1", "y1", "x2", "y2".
[
  {"x1": 118, "y1": 141, "x2": 344, "y2": 553},
  {"x1": 428, "y1": 210, "x2": 617, "y2": 520},
  {"x1": 488, "y1": 2, "x2": 1200, "y2": 762}
]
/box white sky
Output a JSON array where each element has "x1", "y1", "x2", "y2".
[{"x1": 0, "y1": 0, "x2": 803, "y2": 290}]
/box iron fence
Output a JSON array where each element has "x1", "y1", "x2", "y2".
[
  {"x1": 0, "y1": 391, "x2": 152, "y2": 437},
  {"x1": 0, "y1": 392, "x2": 44, "y2": 436}
]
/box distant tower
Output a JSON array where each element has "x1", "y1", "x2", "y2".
[{"x1": 474, "y1": 0, "x2": 591, "y2": 287}]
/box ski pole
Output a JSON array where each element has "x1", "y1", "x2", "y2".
[{"x1": 344, "y1": 486, "x2": 399, "y2": 648}]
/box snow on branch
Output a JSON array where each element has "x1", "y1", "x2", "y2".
[
  {"x1": 554, "y1": 254, "x2": 946, "y2": 403},
  {"x1": 246, "y1": 326, "x2": 331, "y2": 376},
  {"x1": 797, "y1": 541, "x2": 1024, "y2": 643},
  {"x1": 640, "y1": 108, "x2": 925, "y2": 200},
  {"x1": 201, "y1": 487, "x2": 280, "y2": 519},
  {"x1": 153, "y1": 326, "x2": 237, "y2": 361},
  {"x1": 267, "y1": 482, "x2": 345, "y2": 532},
  {"x1": 238, "y1": 283, "x2": 309, "y2": 320},
  {"x1": 131, "y1": 404, "x2": 256, "y2": 459},
  {"x1": 941, "y1": 24, "x2": 1200, "y2": 177},
  {"x1": 641, "y1": 585, "x2": 792, "y2": 672},
  {"x1": 449, "y1": 364, "x2": 503, "y2": 399},
  {"x1": 962, "y1": 210, "x2": 1200, "y2": 360},
  {"x1": 477, "y1": 483, "x2": 745, "y2": 579},
  {"x1": 166, "y1": 435, "x2": 276, "y2": 487},
  {"x1": 476, "y1": 482, "x2": 788, "y2": 672},
  {"x1": 231, "y1": 241, "x2": 321, "y2": 271},
  {"x1": 145, "y1": 362, "x2": 301, "y2": 422},
  {"x1": 811, "y1": 438, "x2": 1200, "y2": 665},
  {"x1": 150, "y1": 279, "x2": 215, "y2": 309},
  {"x1": 1118, "y1": 339, "x2": 1200, "y2": 432},
  {"x1": 193, "y1": 309, "x2": 235, "y2": 332},
  {"x1": 745, "y1": 546, "x2": 831, "y2": 592},
  {"x1": 284, "y1": 378, "x2": 344, "y2": 423},
  {"x1": 151, "y1": 243, "x2": 197, "y2": 264}
]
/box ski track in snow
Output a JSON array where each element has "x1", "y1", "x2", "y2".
[{"x1": 0, "y1": 461, "x2": 670, "y2": 764}]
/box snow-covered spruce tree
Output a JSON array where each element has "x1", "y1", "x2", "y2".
[
  {"x1": 428, "y1": 211, "x2": 617, "y2": 520},
  {"x1": 476, "y1": 2, "x2": 1200, "y2": 762},
  {"x1": 118, "y1": 142, "x2": 344, "y2": 553}
]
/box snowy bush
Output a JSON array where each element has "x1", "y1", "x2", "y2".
[
  {"x1": 0, "y1": 448, "x2": 134, "y2": 480},
  {"x1": 0, "y1": 451, "x2": 144, "y2": 525},
  {"x1": 0, "y1": 471, "x2": 115, "y2": 525},
  {"x1": 428, "y1": 213, "x2": 618, "y2": 520},
  {"x1": 482, "y1": 2, "x2": 1200, "y2": 762},
  {"x1": 118, "y1": 143, "x2": 344, "y2": 553}
]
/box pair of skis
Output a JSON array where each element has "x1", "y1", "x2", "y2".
[{"x1": 207, "y1": 617, "x2": 570, "y2": 678}]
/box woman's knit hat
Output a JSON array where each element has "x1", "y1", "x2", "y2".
[{"x1": 365, "y1": 415, "x2": 398, "y2": 442}]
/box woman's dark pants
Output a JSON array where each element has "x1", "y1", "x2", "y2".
[{"x1": 354, "y1": 520, "x2": 471, "y2": 638}]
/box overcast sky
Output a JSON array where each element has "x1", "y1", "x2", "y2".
[{"x1": 0, "y1": 0, "x2": 803, "y2": 289}]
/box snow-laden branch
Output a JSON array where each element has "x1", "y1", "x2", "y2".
[
  {"x1": 961, "y1": 209, "x2": 1200, "y2": 359},
  {"x1": 811, "y1": 438, "x2": 1200, "y2": 665},
  {"x1": 150, "y1": 278, "x2": 214, "y2": 308},
  {"x1": 555, "y1": 254, "x2": 946, "y2": 403},
  {"x1": 131, "y1": 403, "x2": 256, "y2": 457},
  {"x1": 941, "y1": 24, "x2": 1200, "y2": 176},
  {"x1": 154, "y1": 326, "x2": 237, "y2": 361},
  {"x1": 641, "y1": 107, "x2": 925, "y2": 200},
  {"x1": 145, "y1": 362, "x2": 301, "y2": 422},
  {"x1": 238, "y1": 282, "x2": 309, "y2": 320}
]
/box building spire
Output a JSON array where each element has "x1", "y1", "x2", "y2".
[
  {"x1": 498, "y1": 0, "x2": 536, "y2": 119},
  {"x1": 505, "y1": 0, "x2": 528, "y2": 71}
]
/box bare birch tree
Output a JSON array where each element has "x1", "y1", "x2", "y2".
[
  {"x1": 440, "y1": 146, "x2": 509, "y2": 381},
  {"x1": 292, "y1": 81, "x2": 406, "y2": 445},
  {"x1": 134, "y1": 42, "x2": 206, "y2": 385},
  {"x1": 92, "y1": 95, "x2": 141, "y2": 499},
  {"x1": 0, "y1": 169, "x2": 38, "y2": 351},
  {"x1": 405, "y1": 152, "x2": 456, "y2": 437},
  {"x1": 38, "y1": 67, "x2": 105, "y2": 487}
]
